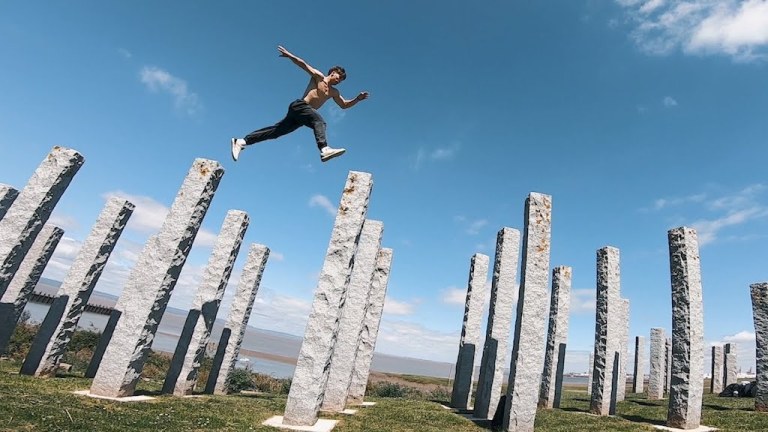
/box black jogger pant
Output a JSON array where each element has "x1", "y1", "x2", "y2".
[{"x1": 244, "y1": 99, "x2": 327, "y2": 150}]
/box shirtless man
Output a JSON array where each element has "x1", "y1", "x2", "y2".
[{"x1": 231, "y1": 45, "x2": 369, "y2": 163}]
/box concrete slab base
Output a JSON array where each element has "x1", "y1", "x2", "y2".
[
  {"x1": 652, "y1": 425, "x2": 717, "y2": 432},
  {"x1": 73, "y1": 390, "x2": 155, "y2": 402},
  {"x1": 360, "y1": 401, "x2": 376, "y2": 407},
  {"x1": 262, "y1": 416, "x2": 338, "y2": 432},
  {"x1": 320, "y1": 409, "x2": 357, "y2": 415}
]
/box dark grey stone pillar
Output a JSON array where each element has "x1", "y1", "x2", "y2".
[
  {"x1": 632, "y1": 336, "x2": 645, "y2": 394},
  {"x1": 750, "y1": 282, "x2": 768, "y2": 412},
  {"x1": 539, "y1": 266, "x2": 572, "y2": 409}
]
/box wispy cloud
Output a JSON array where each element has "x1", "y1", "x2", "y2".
[
  {"x1": 410, "y1": 142, "x2": 461, "y2": 170},
  {"x1": 308, "y1": 194, "x2": 336, "y2": 217},
  {"x1": 118, "y1": 48, "x2": 132, "y2": 59},
  {"x1": 383, "y1": 296, "x2": 415, "y2": 315},
  {"x1": 454, "y1": 215, "x2": 489, "y2": 236},
  {"x1": 570, "y1": 288, "x2": 597, "y2": 315},
  {"x1": 47, "y1": 212, "x2": 81, "y2": 232},
  {"x1": 646, "y1": 192, "x2": 707, "y2": 211},
  {"x1": 441, "y1": 286, "x2": 468, "y2": 306},
  {"x1": 376, "y1": 319, "x2": 458, "y2": 362},
  {"x1": 663, "y1": 96, "x2": 678, "y2": 107},
  {"x1": 616, "y1": 0, "x2": 768, "y2": 62},
  {"x1": 140, "y1": 66, "x2": 202, "y2": 115}
]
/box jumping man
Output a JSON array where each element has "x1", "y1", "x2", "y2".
[{"x1": 231, "y1": 45, "x2": 369, "y2": 163}]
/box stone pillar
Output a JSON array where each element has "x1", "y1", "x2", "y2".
[
  {"x1": 474, "y1": 228, "x2": 520, "y2": 420},
  {"x1": 666, "y1": 227, "x2": 705, "y2": 429},
  {"x1": 89, "y1": 158, "x2": 223, "y2": 398},
  {"x1": 724, "y1": 343, "x2": 738, "y2": 387},
  {"x1": 0, "y1": 147, "x2": 84, "y2": 298},
  {"x1": 589, "y1": 246, "x2": 621, "y2": 416},
  {"x1": 347, "y1": 248, "x2": 393, "y2": 405},
  {"x1": 649, "y1": 328, "x2": 666, "y2": 399},
  {"x1": 539, "y1": 266, "x2": 572, "y2": 409},
  {"x1": 632, "y1": 336, "x2": 645, "y2": 394},
  {"x1": 587, "y1": 352, "x2": 594, "y2": 396},
  {"x1": 204, "y1": 243, "x2": 270, "y2": 395},
  {"x1": 0, "y1": 225, "x2": 63, "y2": 354},
  {"x1": 710, "y1": 346, "x2": 724, "y2": 394},
  {"x1": 616, "y1": 299, "x2": 630, "y2": 401},
  {"x1": 750, "y1": 282, "x2": 768, "y2": 411},
  {"x1": 21, "y1": 198, "x2": 134, "y2": 377},
  {"x1": 283, "y1": 171, "x2": 372, "y2": 427},
  {"x1": 163, "y1": 210, "x2": 249, "y2": 396},
  {"x1": 0, "y1": 184, "x2": 19, "y2": 221},
  {"x1": 322, "y1": 220, "x2": 384, "y2": 412},
  {"x1": 450, "y1": 253, "x2": 490, "y2": 410},
  {"x1": 665, "y1": 338, "x2": 672, "y2": 394},
  {"x1": 502, "y1": 192, "x2": 552, "y2": 432}
]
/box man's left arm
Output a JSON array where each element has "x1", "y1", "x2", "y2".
[{"x1": 333, "y1": 90, "x2": 369, "y2": 109}]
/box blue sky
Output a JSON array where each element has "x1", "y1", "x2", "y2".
[{"x1": 2, "y1": 1, "x2": 768, "y2": 374}]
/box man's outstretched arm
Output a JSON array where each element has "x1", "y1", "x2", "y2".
[
  {"x1": 333, "y1": 90, "x2": 369, "y2": 109},
  {"x1": 278, "y1": 45, "x2": 324, "y2": 79}
]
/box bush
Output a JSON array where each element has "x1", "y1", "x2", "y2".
[
  {"x1": 367, "y1": 382, "x2": 414, "y2": 398},
  {"x1": 227, "y1": 368, "x2": 255, "y2": 393},
  {"x1": 5, "y1": 311, "x2": 37, "y2": 359},
  {"x1": 251, "y1": 372, "x2": 291, "y2": 395}
]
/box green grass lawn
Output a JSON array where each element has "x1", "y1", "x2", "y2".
[{"x1": 1, "y1": 361, "x2": 767, "y2": 432}]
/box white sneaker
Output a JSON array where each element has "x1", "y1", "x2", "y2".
[
  {"x1": 231, "y1": 138, "x2": 245, "y2": 161},
  {"x1": 320, "y1": 146, "x2": 346, "y2": 162}
]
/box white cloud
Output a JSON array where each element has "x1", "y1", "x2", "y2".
[
  {"x1": 140, "y1": 66, "x2": 202, "y2": 115},
  {"x1": 410, "y1": 142, "x2": 461, "y2": 170},
  {"x1": 383, "y1": 296, "x2": 415, "y2": 315},
  {"x1": 308, "y1": 194, "x2": 336, "y2": 217},
  {"x1": 723, "y1": 330, "x2": 756, "y2": 343},
  {"x1": 441, "y1": 286, "x2": 468, "y2": 306},
  {"x1": 269, "y1": 251, "x2": 285, "y2": 262},
  {"x1": 570, "y1": 288, "x2": 596, "y2": 315},
  {"x1": 118, "y1": 48, "x2": 132, "y2": 59},
  {"x1": 663, "y1": 96, "x2": 678, "y2": 106},
  {"x1": 466, "y1": 219, "x2": 488, "y2": 235},
  {"x1": 692, "y1": 207, "x2": 768, "y2": 245},
  {"x1": 46, "y1": 212, "x2": 81, "y2": 232},
  {"x1": 376, "y1": 319, "x2": 458, "y2": 361},
  {"x1": 616, "y1": 0, "x2": 768, "y2": 62}
]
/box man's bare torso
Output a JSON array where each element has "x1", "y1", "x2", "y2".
[{"x1": 303, "y1": 77, "x2": 336, "y2": 109}]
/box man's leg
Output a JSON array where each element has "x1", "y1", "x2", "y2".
[
  {"x1": 293, "y1": 104, "x2": 346, "y2": 162},
  {"x1": 231, "y1": 106, "x2": 300, "y2": 161}
]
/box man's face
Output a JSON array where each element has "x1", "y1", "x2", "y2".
[{"x1": 329, "y1": 71, "x2": 344, "y2": 85}]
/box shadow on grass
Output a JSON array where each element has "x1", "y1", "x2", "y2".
[
  {"x1": 430, "y1": 398, "x2": 451, "y2": 406},
  {"x1": 560, "y1": 407, "x2": 590, "y2": 413},
  {"x1": 626, "y1": 399, "x2": 665, "y2": 407},
  {"x1": 619, "y1": 414, "x2": 666, "y2": 426},
  {"x1": 231, "y1": 391, "x2": 284, "y2": 400}
]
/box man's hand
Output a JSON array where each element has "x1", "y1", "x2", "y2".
[
  {"x1": 355, "y1": 92, "x2": 370, "y2": 101},
  {"x1": 277, "y1": 45, "x2": 292, "y2": 58}
]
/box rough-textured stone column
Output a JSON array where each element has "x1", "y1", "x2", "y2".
[
  {"x1": 0, "y1": 225, "x2": 63, "y2": 353},
  {"x1": 587, "y1": 352, "x2": 594, "y2": 396},
  {"x1": 617, "y1": 299, "x2": 630, "y2": 401},
  {"x1": 204, "y1": 243, "x2": 270, "y2": 395},
  {"x1": 0, "y1": 184, "x2": 19, "y2": 221},
  {"x1": 322, "y1": 219, "x2": 383, "y2": 412},
  {"x1": 710, "y1": 346, "x2": 724, "y2": 394},
  {"x1": 750, "y1": 282, "x2": 768, "y2": 411},
  {"x1": 21, "y1": 197, "x2": 134, "y2": 377},
  {"x1": 347, "y1": 247, "x2": 393, "y2": 405},
  {"x1": 0, "y1": 147, "x2": 84, "y2": 298},
  {"x1": 163, "y1": 210, "x2": 249, "y2": 396},
  {"x1": 450, "y1": 253, "x2": 490, "y2": 410},
  {"x1": 539, "y1": 266, "x2": 572, "y2": 409},
  {"x1": 89, "y1": 159, "x2": 223, "y2": 398},
  {"x1": 724, "y1": 343, "x2": 738, "y2": 387},
  {"x1": 283, "y1": 171, "x2": 372, "y2": 427},
  {"x1": 649, "y1": 328, "x2": 666, "y2": 399},
  {"x1": 502, "y1": 192, "x2": 552, "y2": 432},
  {"x1": 666, "y1": 227, "x2": 705, "y2": 429},
  {"x1": 589, "y1": 246, "x2": 621, "y2": 416},
  {"x1": 633, "y1": 336, "x2": 646, "y2": 394},
  {"x1": 665, "y1": 338, "x2": 672, "y2": 394},
  {"x1": 474, "y1": 228, "x2": 520, "y2": 420}
]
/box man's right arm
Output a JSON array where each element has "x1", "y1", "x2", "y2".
[{"x1": 278, "y1": 45, "x2": 324, "y2": 80}]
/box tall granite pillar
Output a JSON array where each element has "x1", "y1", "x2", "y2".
[
  {"x1": 539, "y1": 266, "x2": 572, "y2": 409},
  {"x1": 587, "y1": 352, "x2": 594, "y2": 396},
  {"x1": 322, "y1": 219, "x2": 384, "y2": 412},
  {"x1": 450, "y1": 253, "x2": 490, "y2": 410},
  {"x1": 750, "y1": 282, "x2": 768, "y2": 411},
  {"x1": 283, "y1": 171, "x2": 372, "y2": 427},
  {"x1": 0, "y1": 184, "x2": 19, "y2": 221},
  {"x1": 474, "y1": 228, "x2": 520, "y2": 419},
  {"x1": 665, "y1": 338, "x2": 672, "y2": 394},
  {"x1": 589, "y1": 246, "x2": 621, "y2": 416},
  {"x1": 710, "y1": 346, "x2": 724, "y2": 394},
  {"x1": 502, "y1": 192, "x2": 552, "y2": 432},
  {"x1": 163, "y1": 210, "x2": 249, "y2": 396},
  {"x1": 0, "y1": 147, "x2": 84, "y2": 298},
  {"x1": 616, "y1": 299, "x2": 630, "y2": 401},
  {"x1": 347, "y1": 247, "x2": 393, "y2": 405},
  {"x1": 632, "y1": 336, "x2": 645, "y2": 394},
  {"x1": 204, "y1": 243, "x2": 270, "y2": 395},
  {"x1": 21, "y1": 197, "x2": 134, "y2": 377},
  {"x1": 724, "y1": 343, "x2": 738, "y2": 387},
  {"x1": 666, "y1": 227, "x2": 705, "y2": 429},
  {"x1": 649, "y1": 328, "x2": 666, "y2": 399},
  {"x1": 0, "y1": 225, "x2": 63, "y2": 353},
  {"x1": 89, "y1": 159, "x2": 224, "y2": 398}
]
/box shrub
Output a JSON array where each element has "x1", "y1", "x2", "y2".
[
  {"x1": 227, "y1": 368, "x2": 255, "y2": 393},
  {"x1": 5, "y1": 311, "x2": 37, "y2": 359},
  {"x1": 367, "y1": 382, "x2": 414, "y2": 398}
]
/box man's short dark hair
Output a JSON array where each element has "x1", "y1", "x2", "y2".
[{"x1": 328, "y1": 66, "x2": 346, "y2": 81}]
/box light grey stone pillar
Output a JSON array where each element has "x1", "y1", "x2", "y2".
[
  {"x1": 347, "y1": 247, "x2": 393, "y2": 405},
  {"x1": 589, "y1": 246, "x2": 621, "y2": 416},
  {"x1": 587, "y1": 352, "x2": 594, "y2": 396},
  {"x1": 450, "y1": 253, "x2": 490, "y2": 410},
  {"x1": 21, "y1": 197, "x2": 134, "y2": 377},
  {"x1": 163, "y1": 210, "x2": 249, "y2": 396},
  {"x1": 539, "y1": 266, "x2": 572, "y2": 409},
  {"x1": 0, "y1": 147, "x2": 84, "y2": 299},
  {"x1": 666, "y1": 226, "x2": 704, "y2": 429},
  {"x1": 711, "y1": 346, "x2": 724, "y2": 394},
  {"x1": 0, "y1": 184, "x2": 19, "y2": 221},
  {"x1": 666, "y1": 338, "x2": 672, "y2": 394},
  {"x1": 502, "y1": 192, "x2": 552, "y2": 432},
  {"x1": 204, "y1": 243, "x2": 270, "y2": 395},
  {"x1": 89, "y1": 158, "x2": 223, "y2": 398},
  {"x1": 649, "y1": 328, "x2": 666, "y2": 399},
  {"x1": 633, "y1": 336, "x2": 646, "y2": 394},
  {"x1": 474, "y1": 228, "x2": 520, "y2": 420},
  {"x1": 0, "y1": 225, "x2": 63, "y2": 353},
  {"x1": 724, "y1": 343, "x2": 738, "y2": 387},
  {"x1": 322, "y1": 219, "x2": 383, "y2": 412},
  {"x1": 750, "y1": 282, "x2": 768, "y2": 411},
  {"x1": 283, "y1": 171, "x2": 372, "y2": 427},
  {"x1": 616, "y1": 299, "x2": 630, "y2": 401}
]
